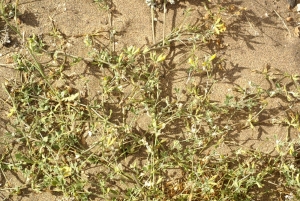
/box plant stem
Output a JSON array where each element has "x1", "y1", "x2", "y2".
[
  {"x1": 163, "y1": 0, "x2": 166, "y2": 46},
  {"x1": 151, "y1": 4, "x2": 156, "y2": 44}
]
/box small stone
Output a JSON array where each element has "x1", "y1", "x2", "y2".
[
  {"x1": 286, "y1": 17, "x2": 293, "y2": 22},
  {"x1": 297, "y1": 4, "x2": 300, "y2": 12}
]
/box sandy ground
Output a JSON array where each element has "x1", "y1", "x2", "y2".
[{"x1": 0, "y1": 0, "x2": 300, "y2": 200}]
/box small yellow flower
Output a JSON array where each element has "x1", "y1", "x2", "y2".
[{"x1": 60, "y1": 166, "x2": 72, "y2": 177}]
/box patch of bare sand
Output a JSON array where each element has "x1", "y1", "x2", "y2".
[{"x1": 208, "y1": 0, "x2": 300, "y2": 156}]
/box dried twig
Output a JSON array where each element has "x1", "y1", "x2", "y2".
[
  {"x1": 274, "y1": 10, "x2": 291, "y2": 37},
  {"x1": 151, "y1": 3, "x2": 156, "y2": 44}
]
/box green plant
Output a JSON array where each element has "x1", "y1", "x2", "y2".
[{"x1": 1, "y1": 1, "x2": 300, "y2": 201}]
